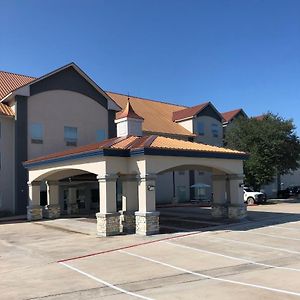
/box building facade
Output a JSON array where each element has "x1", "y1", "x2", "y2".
[{"x1": 0, "y1": 63, "x2": 244, "y2": 222}]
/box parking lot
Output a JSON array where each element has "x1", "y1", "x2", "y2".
[{"x1": 1, "y1": 199, "x2": 300, "y2": 300}]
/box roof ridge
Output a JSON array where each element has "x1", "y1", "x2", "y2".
[
  {"x1": 0, "y1": 70, "x2": 36, "y2": 79},
  {"x1": 106, "y1": 91, "x2": 188, "y2": 109},
  {"x1": 143, "y1": 135, "x2": 158, "y2": 148},
  {"x1": 177, "y1": 101, "x2": 210, "y2": 112},
  {"x1": 221, "y1": 108, "x2": 242, "y2": 114},
  {"x1": 103, "y1": 136, "x2": 128, "y2": 148}
]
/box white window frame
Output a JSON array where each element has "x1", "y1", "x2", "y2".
[{"x1": 64, "y1": 126, "x2": 78, "y2": 146}]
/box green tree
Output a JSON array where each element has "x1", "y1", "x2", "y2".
[{"x1": 224, "y1": 113, "x2": 300, "y2": 189}]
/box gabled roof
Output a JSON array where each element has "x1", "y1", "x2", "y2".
[
  {"x1": 0, "y1": 102, "x2": 14, "y2": 117},
  {"x1": 254, "y1": 115, "x2": 265, "y2": 121},
  {"x1": 24, "y1": 135, "x2": 248, "y2": 167},
  {"x1": 172, "y1": 102, "x2": 209, "y2": 121},
  {"x1": 116, "y1": 100, "x2": 144, "y2": 120},
  {"x1": 0, "y1": 63, "x2": 121, "y2": 111},
  {"x1": 0, "y1": 71, "x2": 35, "y2": 100},
  {"x1": 108, "y1": 92, "x2": 194, "y2": 137},
  {"x1": 221, "y1": 108, "x2": 248, "y2": 123},
  {"x1": 172, "y1": 101, "x2": 223, "y2": 122}
]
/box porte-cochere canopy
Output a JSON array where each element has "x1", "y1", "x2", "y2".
[{"x1": 24, "y1": 135, "x2": 249, "y2": 236}]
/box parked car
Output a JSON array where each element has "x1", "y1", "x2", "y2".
[
  {"x1": 277, "y1": 186, "x2": 300, "y2": 198},
  {"x1": 243, "y1": 187, "x2": 266, "y2": 205}
]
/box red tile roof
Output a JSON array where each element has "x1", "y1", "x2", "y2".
[
  {"x1": 24, "y1": 135, "x2": 247, "y2": 166},
  {"x1": 172, "y1": 102, "x2": 209, "y2": 121},
  {"x1": 0, "y1": 71, "x2": 35, "y2": 100},
  {"x1": 254, "y1": 115, "x2": 265, "y2": 121},
  {"x1": 116, "y1": 100, "x2": 144, "y2": 120},
  {"x1": 0, "y1": 102, "x2": 14, "y2": 116},
  {"x1": 221, "y1": 109, "x2": 244, "y2": 123}
]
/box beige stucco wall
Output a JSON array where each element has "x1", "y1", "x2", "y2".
[
  {"x1": 27, "y1": 156, "x2": 129, "y2": 183},
  {"x1": 133, "y1": 155, "x2": 243, "y2": 176},
  {"x1": 0, "y1": 116, "x2": 15, "y2": 213},
  {"x1": 27, "y1": 90, "x2": 109, "y2": 160},
  {"x1": 28, "y1": 153, "x2": 244, "y2": 183},
  {"x1": 27, "y1": 153, "x2": 244, "y2": 214}
]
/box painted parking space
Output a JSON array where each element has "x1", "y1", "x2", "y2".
[
  {"x1": 1, "y1": 201, "x2": 300, "y2": 299},
  {"x1": 58, "y1": 216, "x2": 300, "y2": 299},
  {"x1": 59, "y1": 231, "x2": 300, "y2": 299}
]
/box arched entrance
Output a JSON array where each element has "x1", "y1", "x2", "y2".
[{"x1": 25, "y1": 135, "x2": 248, "y2": 236}]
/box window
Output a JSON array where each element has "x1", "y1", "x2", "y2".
[
  {"x1": 178, "y1": 171, "x2": 185, "y2": 176},
  {"x1": 64, "y1": 126, "x2": 77, "y2": 146},
  {"x1": 212, "y1": 124, "x2": 219, "y2": 137},
  {"x1": 96, "y1": 129, "x2": 106, "y2": 142},
  {"x1": 197, "y1": 121, "x2": 204, "y2": 135},
  {"x1": 30, "y1": 123, "x2": 43, "y2": 144}
]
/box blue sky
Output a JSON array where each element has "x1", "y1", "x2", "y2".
[{"x1": 1, "y1": 0, "x2": 299, "y2": 131}]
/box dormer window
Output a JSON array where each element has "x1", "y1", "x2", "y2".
[{"x1": 197, "y1": 121, "x2": 205, "y2": 136}]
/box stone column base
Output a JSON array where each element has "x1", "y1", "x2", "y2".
[
  {"x1": 135, "y1": 211, "x2": 160, "y2": 236},
  {"x1": 67, "y1": 203, "x2": 79, "y2": 215},
  {"x1": 44, "y1": 205, "x2": 61, "y2": 219},
  {"x1": 119, "y1": 211, "x2": 136, "y2": 234},
  {"x1": 228, "y1": 204, "x2": 247, "y2": 220},
  {"x1": 96, "y1": 212, "x2": 121, "y2": 236},
  {"x1": 27, "y1": 205, "x2": 43, "y2": 221},
  {"x1": 211, "y1": 203, "x2": 228, "y2": 218}
]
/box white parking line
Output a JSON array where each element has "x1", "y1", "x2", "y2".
[
  {"x1": 164, "y1": 241, "x2": 300, "y2": 272},
  {"x1": 241, "y1": 231, "x2": 300, "y2": 241},
  {"x1": 120, "y1": 250, "x2": 300, "y2": 297},
  {"x1": 59, "y1": 262, "x2": 154, "y2": 300},
  {"x1": 202, "y1": 236, "x2": 300, "y2": 255}
]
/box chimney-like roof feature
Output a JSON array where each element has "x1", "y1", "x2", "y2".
[{"x1": 116, "y1": 100, "x2": 144, "y2": 120}]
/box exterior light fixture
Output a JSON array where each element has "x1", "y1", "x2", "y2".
[{"x1": 147, "y1": 185, "x2": 155, "y2": 191}]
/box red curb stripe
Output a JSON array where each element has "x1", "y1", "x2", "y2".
[{"x1": 57, "y1": 231, "x2": 202, "y2": 263}]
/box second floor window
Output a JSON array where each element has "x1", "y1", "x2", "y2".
[
  {"x1": 212, "y1": 124, "x2": 219, "y2": 137},
  {"x1": 64, "y1": 126, "x2": 77, "y2": 146},
  {"x1": 30, "y1": 123, "x2": 43, "y2": 144},
  {"x1": 197, "y1": 121, "x2": 205, "y2": 136}
]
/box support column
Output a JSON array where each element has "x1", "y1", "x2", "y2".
[
  {"x1": 27, "y1": 181, "x2": 42, "y2": 221},
  {"x1": 96, "y1": 174, "x2": 120, "y2": 236},
  {"x1": 211, "y1": 175, "x2": 228, "y2": 218},
  {"x1": 44, "y1": 181, "x2": 61, "y2": 219},
  {"x1": 119, "y1": 175, "x2": 138, "y2": 234},
  {"x1": 135, "y1": 174, "x2": 160, "y2": 236},
  {"x1": 67, "y1": 187, "x2": 78, "y2": 215},
  {"x1": 227, "y1": 174, "x2": 247, "y2": 220}
]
